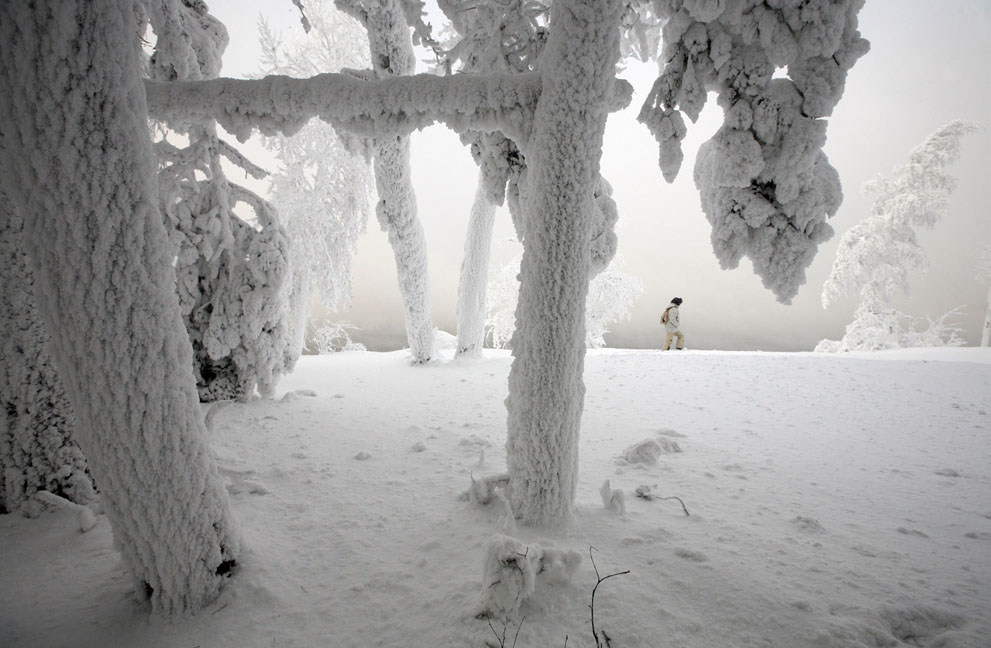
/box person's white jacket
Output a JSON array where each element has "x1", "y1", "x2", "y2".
[{"x1": 664, "y1": 304, "x2": 680, "y2": 333}]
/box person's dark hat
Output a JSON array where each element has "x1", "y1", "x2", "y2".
[{"x1": 671, "y1": 297, "x2": 683, "y2": 305}]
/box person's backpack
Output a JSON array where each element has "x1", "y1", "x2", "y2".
[{"x1": 660, "y1": 307, "x2": 671, "y2": 324}]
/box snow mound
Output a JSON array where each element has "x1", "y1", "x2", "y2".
[
  {"x1": 478, "y1": 535, "x2": 581, "y2": 618},
  {"x1": 620, "y1": 438, "x2": 682, "y2": 464}
]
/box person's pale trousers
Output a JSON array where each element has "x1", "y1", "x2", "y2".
[{"x1": 663, "y1": 331, "x2": 684, "y2": 350}]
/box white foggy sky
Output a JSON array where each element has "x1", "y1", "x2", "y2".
[{"x1": 206, "y1": 0, "x2": 991, "y2": 351}]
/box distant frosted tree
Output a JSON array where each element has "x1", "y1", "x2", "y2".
[
  {"x1": 257, "y1": 0, "x2": 375, "y2": 357},
  {"x1": 817, "y1": 120, "x2": 979, "y2": 352},
  {"x1": 976, "y1": 244, "x2": 991, "y2": 347},
  {"x1": 0, "y1": 0, "x2": 239, "y2": 613},
  {"x1": 486, "y1": 253, "x2": 643, "y2": 350},
  {"x1": 0, "y1": 192, "x2": 95, "y2": 516},
  {"x1": 336, "y1": 0, "x2": 436, "y2": 364},
  {"x1": 639, "y1": 0, "x2": 870, "y2": 303},
  {"x1": 148, "y1": 0, "x2": 293, "y2": 401},
  {"x1": 585, "y1": 258, "x2": 645, "y2": 348}
]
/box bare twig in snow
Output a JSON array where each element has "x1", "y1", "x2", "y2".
[{"x1": 588, "y1": 547, "x2": 630, "y2": 648}]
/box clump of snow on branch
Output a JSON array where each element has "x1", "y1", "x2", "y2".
[
  {"x1": 0, "y1": 193, "x2": 95, "y2": 516},
  {"x1": 257, "y1": 1, "x2": 374, "y2": 354},
  {"x1": 148, "y1": 1, "x2": 294, "y2": 401},
  {"x1": 636, "y1": 0, "x2": 870, "y2": 303},
  {"x1": 818, "y1": 120, "x2": 980, "y2": 352},
  {"x1": 478, "y1": 534, "x2": 581, "y2": 618},
  {"x1": 487, "y1": 253, "x2": 643, "y2": 349}
]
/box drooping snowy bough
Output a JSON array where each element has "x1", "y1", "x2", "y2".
[
  {"x1": 146, "y1": 0, "x2": 295, "y2": 401},
  {"x1": 637, "y1": 0, "x2": 870, "y2": 303},
  {"x1": 0, "y1": 0, "x2": 239, "y2": 613}
]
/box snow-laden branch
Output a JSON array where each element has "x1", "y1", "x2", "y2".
[{"x1": 144, "y1": 71, "x2": 632, "y2": 144}]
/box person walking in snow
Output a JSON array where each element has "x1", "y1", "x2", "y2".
[{"x1": 660, "y1": 297, "x2": 684, "y2": 350}]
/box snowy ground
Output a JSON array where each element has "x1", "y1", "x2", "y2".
[{"x1": 2, "y1": 346, "x2": 990, "y2": 648}]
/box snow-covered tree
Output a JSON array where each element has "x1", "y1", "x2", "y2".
[
  {"x1": 817, "y1": 120, "x2": 979, "y2": 352},
  {"x1": 0, "y1": 192, "x2": 95, "y2": 516},
  {"x1": 0, "y1": 0, "x2": 239, "y2": 613},
  {"x1": 977, "y1": 244, "x2": 991, "y2": 347},
  {"x1": 486, "y1": 253, "x2": 644, "y2": 349},
  {"x1": 335, "y1": 0, "x2": 436, "y2": 364},
  {"x1": 638, "y1": 0, "x2": 870, "y2": 303},
  {"x1": 129, "y1": 0, "x2": 867, "y2": 525},
  {"x1": 147, "y1": 0, "x2": 294, "y2": 401},
  {"x1": 257, "y1": 1, "x2": 374, "y2": 354}
]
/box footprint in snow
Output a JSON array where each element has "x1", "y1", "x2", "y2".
[
  {"x1": 934, "y1": 467, "x2": 960, "y2": 477},
  {"x1": 674, "y1": 548, "x2": 708, "y2": 562}
]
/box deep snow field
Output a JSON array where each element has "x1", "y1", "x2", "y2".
[{"x1": 2, "y1": 345, "x2": 989, "y2": 648}]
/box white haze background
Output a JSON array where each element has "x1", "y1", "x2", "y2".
[{"x1": 209, "y1": 0, "x2": 990, "y2": 351}]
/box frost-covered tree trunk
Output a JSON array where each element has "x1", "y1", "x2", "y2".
[
  {"x1": 339, "y1": 0, "x2": 435, "y2": 363},
  {"x1": 456, "y1": 177, "x2": 498, "y2": 356},
  {"x1": 0, "y1": 0, "x2": 239, "y2": 613},
  {"x1": 506, "y1": 0, "x2": 623, "y2": 525},
  {"x1": 0, "y1": 194, "x2": 95, "y2": 516}
]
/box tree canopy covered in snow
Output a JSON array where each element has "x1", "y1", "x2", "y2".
[
  {"x1": 0, "y1": 0, "x2": 873, "y2": 604},
  {"x1": 817, "y1": 120, "x2": 979, "y2": 352},
  {"x1": 147, "y1": 0, "x2": 295, "y2": 401},
  {"x1": 637, "y1": 0, "x2": 870, "y2": 303},
  {"x1": 257, "y1": 1, "x2": 374, "y2": 355}
]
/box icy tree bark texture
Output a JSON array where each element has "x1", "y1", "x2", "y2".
[
  {"x1": 340, "y1": 0, "x2": 435, "y2": 363},
  {"x1": 0, "y1": 1, "x2": 239, "y2": 613},
  {"x1": 456, "y1": 175, "x2": 498, "y2": 356},
  {"x1": 0, "y1": 196, "x2": 95, "y2": 516},
  {"x1": 506, "y1": 0, "x2": 623, "y2": 525}
]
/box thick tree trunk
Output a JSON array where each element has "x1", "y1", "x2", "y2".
[
  {"x1": 506, "y1": 0, "x2": 623, "y2": 525},
  {"x1": 456, "y1": 176, "x2": 498, "y2": 356},
  {"x1": 0, "y1": 0, "x2": 239, "y2": 613}
]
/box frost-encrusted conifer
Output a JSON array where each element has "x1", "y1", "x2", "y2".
[
  {"x1": 336, "y1": 0, "x2": 436, "y2": 364},
  {"x1": 637, "y1": 0, "x2": 870, "y2": 303},
  {"x1": 0, "y1": 193, "x2": 95, "y2": 516},
  {"x1": 0, "y1": 0, "x2": 239, "y2": 613},
  {"x1": 258, "y1": 0, "x2": 374, "y2": 354},
  {"x1": 147, "y1": 0, "x2": 294, "y2": 401},
  {"x1": 976, "y1": 245, "x2": 991, "y2": 347},
  {"x1": 817, "y1": 120, "x2": 979, "y2": 352}
]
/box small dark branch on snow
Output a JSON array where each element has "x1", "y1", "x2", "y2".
[
  {"x1": 487, "y1": 616, "x2": 525, "y2": 648},
  {"x1": 588, "y1": 547, "x2": 630, "y2": 648},
  {"x1": 658, "y1": 495, "x2": 690, "y2": 516}
]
